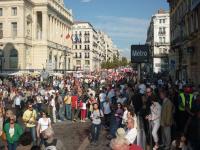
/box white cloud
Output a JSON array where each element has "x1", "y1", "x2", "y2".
[
  {"x1": 81, "y1": 0, "x2": 92, "y2": 2},
  {"x1": 94, "y1": 16, "x2": 149, "y2": 57}
]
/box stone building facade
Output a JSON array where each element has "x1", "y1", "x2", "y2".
[
  {"x1": 0, "y1": 0, "x2": 73, "y2": 71},
  {"x1": 72, "y1": 22, "x2": 118, "y2": 72},
  {"x1": 167, "y1": 0, "x2": 200, "y2": 84},
  {"x1": 146, "y1": 9, "x2": 170, "y2": 73}
]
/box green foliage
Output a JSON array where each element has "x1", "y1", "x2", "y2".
[{"x1": 101, "y1": 55, "x2": 128, "y2": 69}]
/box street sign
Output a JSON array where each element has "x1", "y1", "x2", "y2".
[{"x1": 131, "y1": 45, "x2": 149, "y2": 63}]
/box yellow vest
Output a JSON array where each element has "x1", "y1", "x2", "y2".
[{"x1": 179, "y1": 93, "x2": 193, "y2": 111}]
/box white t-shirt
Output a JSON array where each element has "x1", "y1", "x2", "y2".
[
  {"x1": 38, "y1": 118, "x2": 51, "y2": 133},
  {"x1": 125, "y1": 128, "x2": 137, "y2": 144},
  {"x1": 99, "y1": 93, "x2": 106, "y2": 102},
  {"x1": 122, "y1": 110, "x2": 128, "y2": 124},
  {"x1": 103, "y1": 102, "x2": 111, "y2": 114},
  {"x1": 9, "y1": 128, "x2": 15, "y2": 138},
  {"x1": 81, "y1": 103, "x2": 87, "y2": 110}
]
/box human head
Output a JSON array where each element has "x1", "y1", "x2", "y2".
[
  {"x1": 146, "y1": 87, "x2": 153, "y2": 97},
  {"x1": 115, "y1": 128, "x2": 126, "y2": 139},
  {"x1": 127, "y1": 118, "x2": 134, "y2": 129},
  {"x1": 110, "y1": 138, "x2": 129, "y2": 150},
  {"x1": 28, "y1": 103, "x2": 33, "y2": 111},
  {"x1": 6, "y1": 110, "x2": 14, "y2": 119},
  {"x1": 159, "y1": 89, "x2": 167, "y2": 100},
  {"x1": 93, "y1": 103, "x2": 99, "y2": 110},
  {"x1": 9, "y1": 114, "x2": 16, "y2": 124},
  {"x1": 40, "y1": 111, "x2": 48, "y2": 118},
  {"x1": 117, "y1": 103, "x2": 122, "y2": 109}
]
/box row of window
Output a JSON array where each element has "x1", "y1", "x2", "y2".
[
  {"x1": 159, "y1": 19, "x2": 166, "y2": 24},
  {"x1": 0, "y1": 7, "x2": 17, "y2": 16},
  {"x1": 159, "y1": 37, "x2": 166, "y2": 43},
  {"x1": 76, "y1": 60, "x2": 90, "y2": 66},
  {"x1": 0, "y1": 22, "x2": 17, "y2": 39},
  {"x1": 74, "y1": 31, "x2": 90, "y2": 36},
  {"x1": 158, "y1": 27, "x2": 166, "y2": 35},
  {"x1": 73, "y1": 45, "x2": 90, "y2": 50},
  {"x1": 75, "y1": 52, "x2": 90, "y2": 58}
]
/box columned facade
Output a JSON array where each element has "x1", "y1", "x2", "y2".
[{"x1": 0, "y1": 0, "x2": 73, "y2": 71}]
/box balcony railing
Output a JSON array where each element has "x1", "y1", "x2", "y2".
[{"x1": 154, "y1": 42, "x2": 170, "y2": 46}]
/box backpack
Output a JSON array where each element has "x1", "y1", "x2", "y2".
[{"x1": 44, "y1": 139, "x2": 57, "y2": 150}]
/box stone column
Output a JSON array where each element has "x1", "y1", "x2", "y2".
[
  {"x1": 33, "y1": 11, "x2": 37, "y2": 40},
  {"x1": 42, "y1": 11, "x2": 48, "y2": 41}
]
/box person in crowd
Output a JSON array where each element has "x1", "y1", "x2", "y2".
[
  {"x1": 14, "y1": 92, "x2": 22, "y2": 118},
  {"x1": 64, "y1": 92, "x2": 72, "y2": 120},
  {"x1": 57, "y1": 92, "x2": 65, "y2": 121},
  {"x1": 140, "y1": 87, "x2": 154, "y2": 150},
  {"x1": 90, "y1": 103, "x2": 104, "y2": 145},
  {"x1": 36, "y1": 93, "x2": 43, "y2": 112},
  {"x1": 4, "y1": 115, "x2": 23, "y2": 150},
  {"x1": 160, "y1": 89, "x2": 174, "y2": 150},
  {"x1": 102, "y1": 97, "x2": 111, "y2": 128},
  {"x1": 125, "y1": 118, "x2": 137, "y2": 145},
  {"x1": 146, "y1": 96, "x2": 161, "y2": 150},
  {"x1": 99, "y1": 88, "x2": 106, "y2": 110},
  {"x1": 41, "y1": 127, "x2": 64, "y2": 150},
  {"x1": 22, "y1": 102, "x2": 37, "y2": 146},
  {"x1": 50, "y1": 94, "x2": 57, "y2": 123},
  {"x1": 71, "y1": 92, "x2": 78, "y2": 122},
  {"x1": 37, "y1": 111, "x2": 52, "y2": 146},
  {"x1": 115, "y1": 103, "x2": 124, "y2": 128},
  {"x1": 80, "y1": 97, "x2": 87, "y2": 122},
  {"x1": 87, "y1": 93, "x2": 97, "y2": 119},
  {"x1": 110, "y1": 138, "x2": 129, "y2": 150},
  {"x1": 177, "y1": 86, "x2": 194, "y2": 133},
  {"x1": 122, "y1": 105, "x2": 128, "y2": 128}
]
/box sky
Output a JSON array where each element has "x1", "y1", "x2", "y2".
[{"x1": 64, "y1": 0, "x2": 169, "y2": 58}]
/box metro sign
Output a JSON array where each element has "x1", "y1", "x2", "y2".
[{"x1": 131, "y1": 45, "x2": 149, "y2": 63}]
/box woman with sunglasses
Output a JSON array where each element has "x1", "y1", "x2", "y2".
[
  {"x1": 37, "y1": 111, "x2": 52, "y2": 146},
  {"x1": 3, "y1": 114, "x2": 23, "y2": 150}
]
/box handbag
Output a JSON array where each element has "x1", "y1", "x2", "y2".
[{"x1": 1, "y1": 131, "x2": 6, "y2": 141}]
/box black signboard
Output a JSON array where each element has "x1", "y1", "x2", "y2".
[{"x1": 131, "y1": 45, "x2": 149, "y2": 63}]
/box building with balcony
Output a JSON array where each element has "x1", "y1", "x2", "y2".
[
  {"x1": 167, "y1": 0, "x2": 200, "y2": 84},
  {"x1": 0, "y1": 0, "x2": 73, "y2": 72},
  {"x1": 72, "y1": 22, "x2": 118, "y2": 72},
  {"x1": 146, "y1": 9, "x2": 170, "y2": 73}
]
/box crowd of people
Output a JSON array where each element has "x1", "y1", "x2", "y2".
[{"x1": 0, "y1": 72, "x2": 199, "y2": 150}]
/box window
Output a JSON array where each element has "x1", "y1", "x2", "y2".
[
  {"x1": 75, "y1": 52, "x2": 77, "y2": 58},
  {"x1": 0, "y1": 8, "x2": 2, "y2": 16},
  {"x1": 85, "y1": 60, "x2": 90, "y2": 65},
  {"x1": 11, "y1": 22, "x2": 17, "y2": 38},
  {"x1": 79, "y1": 45, "x2": 82, "y2": 49},
  {"x1": 159, "y1": 19, "x2": 162, "y2": 23},
  {"x1": 79, "y1": 52, "x2": 82, "y2": 58},
  {"x1": 159, "y1": 37, "x2": 162, "y2": 43},
  {"x1": 75, "y1": 45, "x2": 77, "y2": 49},
  {"x1": 163, "y1": 37, "x2": 166, "y2": 43},
  {"x1": 163, "y1": 19, "x2": 165, "y2": 23},
  {"x1": 11, "y1": 7, "x2": 17, "y2": 16},
  {"x1": 0, "y1": 23, "x2": 3, "y2": 39}
]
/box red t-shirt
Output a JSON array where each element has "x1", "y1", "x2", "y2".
[
  {"x1": 129, "y1": 144, "x2": 143, "y2": 150},
  {"x1": 71, "y1": 96, "x2": 78, "y2": 108}
]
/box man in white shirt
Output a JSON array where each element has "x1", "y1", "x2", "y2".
[
  {"x1": 125, "y1": 118, "x2": 137, "y2": 144},
  {"x1": 99, "y1": 89, "x2": 107, "y2": 109},
  {"x1": 103, "y1": 97, "x2": 111, "y2": 127}
]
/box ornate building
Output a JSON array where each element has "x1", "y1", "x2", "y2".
[
  {"x1": 167, "y1": 0, "x2": 200, "y2": 83},
  {"x1": 146, "y1": 9, "x2": 170, "y2": 73},
  {"x1": 0, "y1": 0, "x2": 73, "y2": 71}
]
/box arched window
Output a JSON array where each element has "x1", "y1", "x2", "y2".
[{"x1": 9, "y1": 48, "x2": 18, "y2": 68}]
